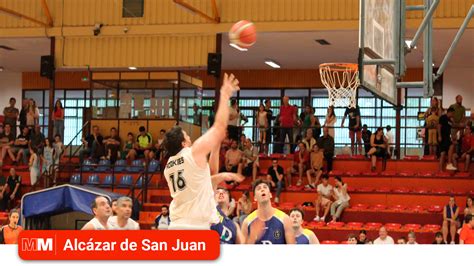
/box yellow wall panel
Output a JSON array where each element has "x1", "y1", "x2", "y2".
[{"x1": 60, "y1": 35, "x2": 215, "y2": 68}]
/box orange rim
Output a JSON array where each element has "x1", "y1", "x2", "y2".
[{"x1": 319, "y1": 63, "x2": 358, "y2": 72}]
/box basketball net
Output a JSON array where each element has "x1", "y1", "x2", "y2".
[{"x1": 319, "y1": 63, "x2": 359, "y2": 108}]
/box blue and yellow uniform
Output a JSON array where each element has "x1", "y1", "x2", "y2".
[
  {"x1": 210, "y1": 206, "x2": 237, "y2": 244},
  {"x1": 245, "y1": 209, "x2": 287, "y2": 244},
  {"x1": 295, "y1": 228, "x2": 313, "y2": 244}
]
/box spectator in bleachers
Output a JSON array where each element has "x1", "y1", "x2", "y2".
[
  {"x1": 0, "y1": 209, "x2": 23, "y2": 244},
  {"x1": 301, "y1": 105, "x2": 315, "y2": 139},
  {"x1": 41, "y1": 138, "x2": 54, "y2": 175},
  {"x1": 396, "y1": 237, "x2": 407, "y2": 244},
  {"x1": 103, "y1": 127, "x2": 121, "y2": 163},
  {"x1": 323, "y1": 106, "x2": 336, "y2": 138},
  {"x1": 235, "y1": 191, "x2": 252, "y2": 226},
  {"x1": 454, "y1": 125, "x2": 473, "y2": 172},
  {"x1": 286, "y1": 142, "x2": 309, "y2": 187},
  {"x1": 439, "y1": 108, "x2": 456, "y2": 171},
  {"x1": 424, "y1": 96, "x2": 444, "y2": 156},
  {"x1": 208, "y1": 102, "x2": 216, "y2": 128},
  {"x1": 449, "y1": 95, "x2": 466, "y2": 138},
  {"x1": 432, "y1": 231, "x2": 445, "y2": 244},
  {"x1": 222, "y1": 140, "x2": 243, "y2": 175},
  {"x1": 3, "y1": 97, "x2": 19, "y2": 138},
  {"x1": 460, "y1": 214, "x2": 474, "y2": 244},
  {"x1": 385, "y1": 125, "x2": 394, "y2": 158},
  {"x1": 407, "y1": 231, "x2": 418, "y2": 244},
  {"x1": 264, "y1": 99, "x2": 273, "y2": 155},
  {"x1": 306, "y1": 144, "x2": 323, "y2": 189},
  {"x1": 0, "y1": 168, "x2": 21, "y2": 211},
  {"x1": 341, "y1": 105, "x2": 362, "y2": 155},
  {"x1": 134, "y1": 126, "x2": 152, "y2": 161},
  {"x1": 238, "y1": 107, "x2": 248, "y2": 140},
  {"x1": 53, "y1": 134, "x2": 64, "y2": 167},
  {"x1": 313, "y1": 174, "x2": 332, "y2": 222},
  {"x1": 346, "y1": 234, "x2": 357, "y2": 244},
  {"x1": 361, "y1": 124, "x2": 372, "y2": 156},
  {"x1": 318, "y1": 127, "x2": 335, "y2": 172},
  {"x1": 10, "y1": 127, "x2": 30, "y2": 165},
  {"x1": 150, "y1": 129, "x2": 166, "y2": 161},
  {"x1": 277, "y1": 96, "x2": 297, "y2": 154},
  {"x1": 357, "y1": 229, "x2": 371, "y2": 244},
  {"x1": 30, "y1": 125, "x2": 45, "y2": 152},
  {"x1": 81, "y1": 196, "x2": 112, "y2": 230},
  {"x1": 107, "y1": 196, "x2": 140, "y2": 230},
  {"x1": 302, "y1": 128, "x2": 316, "y2": 151},
  {"x1": 373, "y1": 226, "x2": 394, "y2": 244},
  {"x1": 192, "y1": 103, "x2": 201, "y2": 126},
  {"x1": 52, "y1": 99, "x2": 64, "y2": 141},
  {"x1": 238, "y1": 134, "x2": 246, "y2": 151},
  {"x1": 111, "y1": 199, "x2": 118, "y2": 216},
  {"x1": 464, "y1": 196, "x2": 474, "y2": 218},
  {"x1": 426, "y1": 106, "x2": 440, "y2": 156},
  {"x1": 256, "y1": 103, "x2": 268, "y2": 151},
  {"x1": 123, "y1": 132, "x2": 135, "y2": 160},
  {"x1": 330, "y1": 176, "x2": 350, "y2": 222},
  {"x1": 442, "y1": 196, "x2": 460, "y2": 244},
  {"x1": 26, "y1": 99, "x2": 40, "y2": 128},
  {"x1": 367, "y1": 127, "x2": 388, "y2": 172},
  {"x1": 266, "y1": 159, "x2": 285, "y2": 204},
  {"x1": 29, "y1": 146, "x2": 40, "y2": 186},
  {"x1": 242, "y1": 138, "x2": 259, "y2": 181},
  {"x1": 290, "y1": 208, "x2": 320, "y2": 244},
  {"x1": 79, "y1": 125, "x2": 103, "y2": 163},
  {"x1": 0, "y1": 124, "x2": 15, "y2": 167},
  {"x1": 19, "y1": 99, "x2": 28, "y2": 132},
  {"x1": 153, "y1": 205, "x2": 170, "y2": 230},
  {"x1": 228, "y1": 99, "x2": 240, "y2": 141}
]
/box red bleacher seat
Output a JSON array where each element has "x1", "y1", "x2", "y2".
[
  {"x1": 347, "y1": 187, "x2": 357, "y2": 193},
  {"x1": 436, "y1": 171, "x2": 452, "y2": 177},
  {"x1": 327, "y1": 221, "x2": 345, "y2": 228},
  {"x1": 0, "y1": 212, "x2": 7, "y2": 218},
  {"x1": 321, "y1": 240, "x2": 339, "y2": 244},
  {"x1": 362, "y1": 171, "x2": 379, "y2": 176},
  {"x1": 393, "y1": 187, "x2": 410, "y2": 193},
  {"x1": 303, "y1": 186, "x2": 316, "y2": 192},
  {"x1": 431, "y1": 188, "x2": 448, "y2": 194},
  {"x1": 346, "y1": 222, "x2": 364, "y2": 229},
  {"x1": 403, "y1": 155, "x2": 420, "y2": 161},
  {"x1": 286, "y1": 186, "x2": 302, "y2": 191},
  {"x1": 329, "y1": 170, "x2": 344, "y2": 176},
  {"x1": 335, "y1": 154, "x2": 351, "y2": 159},
  {"x1": 418, "y1": 171, "x2": 435, "y2": 177},
  {"x1": 454, "y1": 172, "x2": 471, "y2": 178},
  {"x1": 357, "y1": 187, "x2": 375, "y2": 192},
  {"x1": 375, "y1": 187, "x2": 391, "y2": 193},
  {"x1": 423, "y1": 224, "x2": 441, "y2": 231},
  {"x1": 371, "y1": 204, "x2": 387, "y2": 211},
  {"x1": 381, "y1": 171, "x2": 397, "y2": 176},
  {"x1": 421, "y1": 155, "x2": 436, "y2": 160},
  {"x1": 279, "y1": 202, "x2": 296, "y2": 209},
  {"x1": 452, "y1": 190, "x2": 466, "y2": 196},
  {"x1": 390, "y1": 205, "x2": 406, "y2": 212},
  {"x1": 399, "y1": 171, "x2": 415, "y2": 177},
  {"x1": 351, "y1": 155, "x2": 366, "y2": 160},
  {"x1": 428, "y1": 205, "x2": 443, "y2": 213},
  {"x1": 404, "y1": 224, "x2": 422, "y2": 230},
  {"x1": 365, "y1": 222, "x2": 382, "y2": 229},
  {"x1": 350, "y1": 203, "x2": 369, "y2": 211},
  {"x1": 346, "y1": 170, "x2": 361, "y2": 176},
  {"x1": 340, "y1": 241, "x2": 350, "y2": 244},
  {"x1": 385, "y1": 223, "x2": 402, "y2": 230},
  {"x1": 413, "y1": 187, "x2": 430, "y2": 194},
  {"x1": 309, "y1": 221, "x2": 326, "y2": 228},
  {"x1": 408, "y1": 205, "x2": 425, "y2": 212}
]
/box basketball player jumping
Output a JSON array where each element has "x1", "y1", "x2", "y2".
[{"x1": 163, "y1": 73, "x2": 241, "y2": 229}]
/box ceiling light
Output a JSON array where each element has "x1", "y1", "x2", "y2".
[
  {"x1": 315, "y1": 39, "x2": 331, "y2": 45},
  {"x1": 0, "y1": 67, "x2": 4, "y2": 72},
  {"x1": 229, "y1": 43, "x2": 248, "y2": 51},
  {"x1": 264, "y1": 59, "x2": 280, "y2": 69},
  {"x1": 128, "y1": 66, "x2": 137, "y2": 70}
]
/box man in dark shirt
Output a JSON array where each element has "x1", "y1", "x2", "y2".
[
  {"x1": 30, "y1": 125, "x2": 45, "y2": 154},
  {"x1": 19, "y1": 99, "x2": 28, "y2": 132},
  {"x1": 266, "y1": 159, "x2": 285, "y2": 204},
  {"x1": 80, "y1": 125, "x2": 104, "y2": 163},
  {"x1": 361, "y1": 124, "x2": 372, "y2": 157},
  {"x1": 3, "y1": 98, "x2": 19, "y2": 138},
  {"x1": 341, "y1": 105, "x2": 362, "y2": 155},
  {"x1": 11, "y1": 127, "x2": 30, "y2": 164},
  {"x1": 103, "y1": 127, "x2": 121, "y2": 163},
  {"x1": 0, "y1": 168, "x2": 21, "y2": 211},
  {"x1": 439, "y1": 107, "x2": 456, "y2": 171},
  {"x1": 0, "y1": 124, "x2": 16, "y2": 167},
  {"x1": 318, "y1": 127, "x2": 335, "y2": 172},
  {"x1": 264, "y1": 99, "x2": 273, "y2": 154}
]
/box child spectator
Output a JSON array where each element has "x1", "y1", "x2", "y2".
[
  {"x1": 123, "y1": 132, "x2": 135, "y2": 160},
  {"x1": 426, "y1": 106, "x2": 440, "y2": 155},
  {"x1": 256, "y1": 103, "x2": 268, "y2": 150},
  {"x1": 53, "y1": 134, "x2": 64, "y2": 166},
  {"x1": 306, "y1": 144, "x2": 323, "y2": 189},
  {"x1": 42, "y1": 138, "x2": 54, "y2": 175},
  {"x1": 286, "y1": 142, "x2": 309, "y2": 187},
  {"x1": 29, "y1": 147, "x2": 40, "y2": 186}
]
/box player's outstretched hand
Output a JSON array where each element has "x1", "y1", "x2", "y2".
[{"x1": 221, "y1": 73, "x2": 240, "y2": 98}]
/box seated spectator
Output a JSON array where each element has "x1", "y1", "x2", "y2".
[
  {"x1": 123, "y1": 132, "x2": 135, "y2": 160},
  {"x1": 347, "y1": 234, "x2": 358, "y2": 244},
  {"x1": 367, "y1": 127, "x2": 388, "y2": 171},
  {"x1": 221, "y1": 140, "x2": 242, "y2": 175},
  {"x1": 373, "y1": 226, "x2": 395, "y2": 244},
  {"x1": 330, "y1": 176, "x2": 350, "y2": 222},
  {"x1": 241, "y1": 138, "x2": 259, "y2": 181},
  {"x1": 107, "y1": 196, "x2": 140, "y2": 230},
  {"x1": 302, "y1": 128, "x2": 316, "y2": 151},
  {"x1": 385, "y1": 125, "x2": 394, "y2": 158},
  {"x1": 460, "y1": 214, "x2": 474, "y2": 244},
  {"x1": 0, "y1": 124, "x2": 15, "y2": 166},
  {"x1": 313, "y1": 174, "x2": 332, "y2": 222},
  {"x1": 134, "y1": 126, "x2": 153, "y2": 160},
  {"x1": 234, "y1": 190, "x2": 252, "y2": 226},
  {"x1": 357, "y1": 229, "x2": 371, "y2": 244},
  {"x1": 464, "y1": 196, "x2": 474, "y2": 218},
  {"x1": 221, "y1": 130, "x2": 232, "y2": 151},
  {"x1": 397, "y1": 237, "x2": 407, "y2": 244},
  {"x1": 79, "y1": 125, "x2": 103, "y2": 163},
  {"x1": 0, "y1": 209, "x2": 23, "y2": 244},
  {"x1": 266, "y1": 159, "x2": 285, "y2": 204},
  {"x1": 238, "y1": 134, "x2": 246, "y2": 151},
  {"x1": 153, "y1": 205, "x2": 170, "y2": 230},
  {"x1": 0, "y1": 168, "x2": 21, "y2": 211},
  {"x1": 30, "y1": 125, "x2": 45, "y2": 152},
  {"x1": 432, "y1": 231, "x2": 445, "y2": 244},
  {"x1": 454, "y1": 125, "x2": 473, "y2": 172},
  {"x1": 361, "y1": 124, "x2": 372, "y2": 156},
  {"x1": 10, "y1": 127, "x2": 29, "y2": 165},
  {"x1": 318, "y1": 127, "x2": 335, "y2": 172},
  {"x1": 407, "y1": 230, "x2": 418, "y2": 244},
  {"x1": 306, "y1": 144, "x2": 323, "y2": 189},
  {"x1": 442, "y1": 196, "x2": 460, "y2": 244},
  {"x1": 286, "y1": 142, "x2": 309, "y2": 186},
  {"x1": 103, "y1": 127, "x2": 121, "y2": 163},
  {"x1": 151, "y1": 129, "x2": 166, "y2": 160}
]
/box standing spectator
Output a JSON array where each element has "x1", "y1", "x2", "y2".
[
  {"x1": 192, "y1": 103, "x2": 201, "y2": 126},
  {"x1": 0, "y1": 124, "x2": 15, "y2": 166},
  {"x1": 341, "y1": 105, "x2": 362, "y2": 155},
  {"x1": 407, "y1": 231, "x2": 418, "y2": 244},
  {"x1": 29, "y1": 147, "x2": 40, "y2": 186},
  {"x1": 323, "y1": 106, "x2": 337, "y2": 138},
  {"x1": 52, "y1": 99, "x2": 65, "y2": 140},
  {"x1": 361, "y1": 124, "x2": 372, "y2": 156},
  {"x1": 10, "y1": 127, "x2": 30, "y2": 165},
  {"x1": 460, "y1": 214, "x2": 474, "y2": 244},
  {"x1": 3, "y1": 97, "x2": 19, "y2": 137},
  {"x1": 53, "y1": 134, "x2": 64, "y2": 167},
  {"x1": 301, "y1": 105, "x2": 316, "y2": 138},
  {"x1": 0, "y1": 168, "x2": 21, "y2": 211},
  {"x1": 242, "y1": 138, "x2": 259, "y2": 181},
  {"x1": 432, "y1": 232, "x2": 445, "y2": 244},
  {"x1": 449, "y1": 95, "x2": 466, "y2": 138},
  {"x1": 330, "y1": 176, "x2": 350, "y2": 222},
  {"x1": 26, "y1": 99, "x2": 40, "y2": 128},
  {"x1": 79, "y1": 125, "x2": 103, "y2": 163},
  {"x1": 454, "y1": 125, "x2": 473, "y2": 172},
  {"x1": 228, "y1": 99, "x2": 240, "y2": 141},
  {"x1": 439, "y1": 108, "x2": 456, "y2": 171},
  {"x1": 41, "y1": 138, "x2": 54, "y2": 175},
  {"x1": 367, "y1": 127, "x2": 388, "y2": 172},
  {"x1": 0, "y1": 209, "x2": 23, "y2": 244},
  {"x1": 318, "y1": 127, "x2": 335, "y2": 172},
  {"x1": 256, "y1": 103, "x2": 268, "y2": 151},
  {"x1": 238, "y1": 107, "x2": 248, "y2": 139},
  {"x1": 442, "y1": 196, "x2": 460, "y2": 244},
  {"x1": 264, "y1": 99, "x2": 273, "y2": 154},
  {"x1": 424, "y1": 96, "x2": 444, "y2": 155},
  {"x1": 426, "y1": 106, "x2": 440, "y2": 156},
  {"x1": 285, "y1": 142, "x2": 309, "y2": 187},
  {"x1": 306, "y1": 144, "x2": 323, "y2": 189},
  {"x1": 385, "y1": 125, "x2": 394, "y2": 158},
  {"x1": 103, "y1": 127, "x2": 121, "y2": 163},
  {"x1": 134, "y1": 126, "x2": 152, "y2": 160},
  {"x1": 277, "y1": 96, "x2": 297, "y2": 154},
  {"x1": 373, "y1": 226, "x2": 395, "y2": 244},
  {"x1": 19, "y1": 99, "x2": 28, "y2": 132},
  {"x1": 302, "y1": 128, "x2": 316, "y2": 151},
  {"x1": 221, "y1": 140, "x2": 243, "y2": 175},
  {"x1": 153, "y1": 205, "x2": 171, "y2": 230},
  {"x1": 313, "y1": 174, "x2": 333, "y2": 222},
  {"x1": 235, "y1": 191, "x2": 252, "y2": 225},
  {"x1": 266, "y1": 159, "x2": 285, "y2": 204}
]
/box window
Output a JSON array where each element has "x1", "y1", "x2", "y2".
[{"x1": 123, "y1": 0, "x2": 144, "y2": 17}]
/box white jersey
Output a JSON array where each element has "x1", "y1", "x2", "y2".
[
  {"x1": 164, "y1": 147, "x2": 218, "y2": 229},
  {"x1": 107, "y1": 216, "x2": 140, "y2": 230},
  {"x1": 81, "y1": 217, "x2": 108, "y2": 230}
]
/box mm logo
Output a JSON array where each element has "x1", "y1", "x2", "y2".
[{"x1": 21, "y1": 238, "x2": 54, "y2": 252}]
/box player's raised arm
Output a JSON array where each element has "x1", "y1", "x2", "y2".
[{"x1": 192, "y1": 73, "x2": 240, "y2": 167}]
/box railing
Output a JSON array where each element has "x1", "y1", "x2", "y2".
[{"x1": 65, "y1": 120, "x2": 90, "y2": 161}]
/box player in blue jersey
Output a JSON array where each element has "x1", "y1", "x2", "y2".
[
  {"x1": 289, "y1": 208, "x2": 319, "y2": 244},
  {"x1": 210, "y1": 187, "x2": 244, "y2": 244},
  {"x1": 241, "y1": 179, "x2": 295, "y2": 244}
]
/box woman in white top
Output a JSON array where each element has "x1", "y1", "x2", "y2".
[
  {"x1": 256, "y1": 103, "x2": 268, "y2": 148},
  {"x1": 323, "y1": 106, "x2": 337, "y2": 138},
  {"x1": 330, "y1": 176, "x2": 350, "y2": 222},
  {"x1": 26, "y1": 99, "x2": 40, "y2": 127}
]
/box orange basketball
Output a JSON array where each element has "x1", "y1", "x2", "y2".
[{"x1": 229, "y1": 20, "x2": 256, "y2": 48}]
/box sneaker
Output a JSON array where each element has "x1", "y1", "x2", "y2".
[
  {"x1": 296, "y1": 180, "x2": 302, "y2": 186},
  {"x1": 321, "y1": 216, "x2": 326, "y2": 222},
  {"x1": 450, "y1": 241, "x2": 455, "y2": 244},
  {"x1": 446, "y1": 164, "x2": 457, "y2": 171},
  {"x1": 275, "y1": 197, "x2": 279, "y2": 204},
  {"x1": 313, "y1": 216, "x2": 320, "y2": 221}
]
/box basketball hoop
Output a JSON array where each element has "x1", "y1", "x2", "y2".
[{"x1": 319, "y1": 63, "x2": 359, "y2": 108}]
